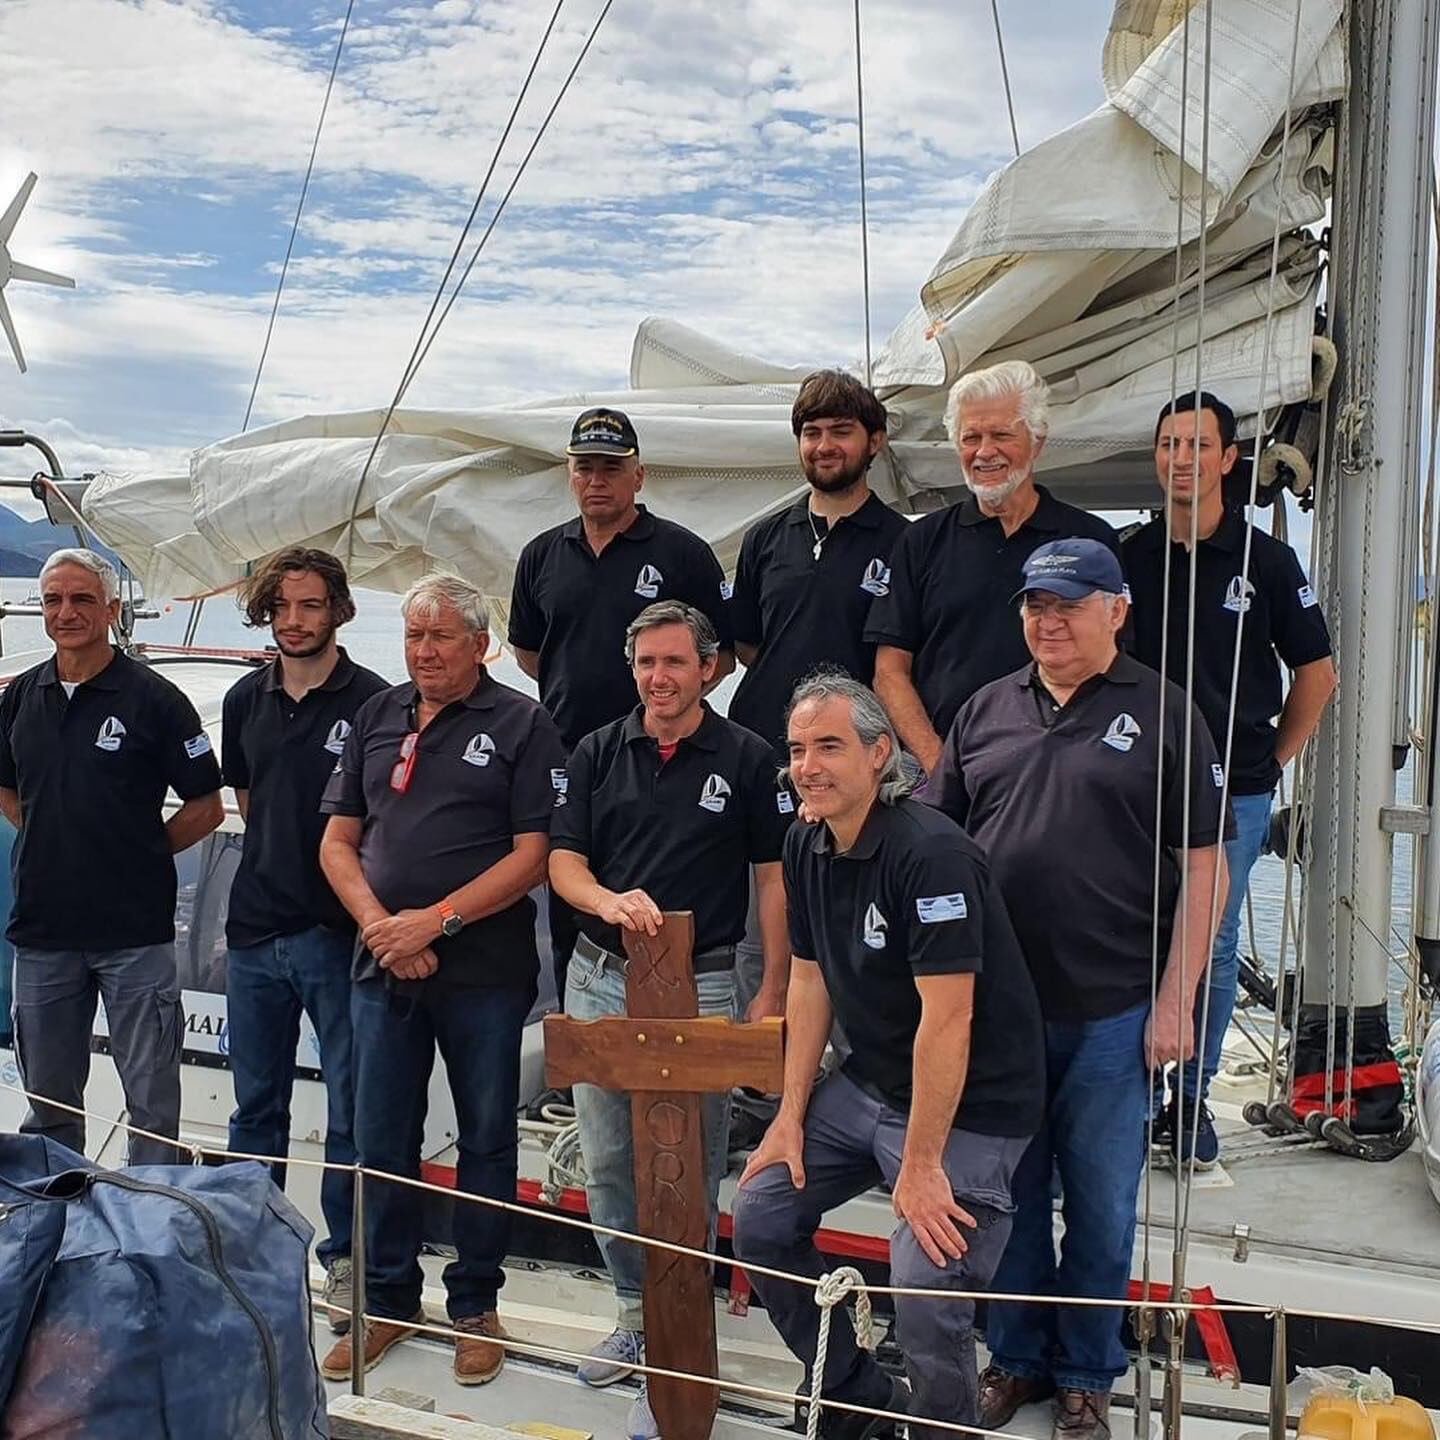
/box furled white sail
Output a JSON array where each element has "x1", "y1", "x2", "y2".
[{"x1": 81, "y1": 0, "x2": 1346, "y2": 602}]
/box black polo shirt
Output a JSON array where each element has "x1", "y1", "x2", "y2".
[
  {"x1": 508, "y1": 505, "x2": 734, "y2": 749},
  {"x1": 784, "y1": 798, "x2": 1043, "y2": 1137},
  {"x1": 320, "y1": 670, "x2": 565, "y2": 990},
  {"x1": 221, "y1": 649, "x2": 389, "y2": 949},
  {"x1": 863, "y1": 487, "x2": 1121, "y2": 739},
  {"x1": 549, "y1": 705, "x2": 790, "y2": 960},
  {"x1": 0, "y1": 648, "x2": 223, "y2": 950},
  {"x1": 926, "y1": 653, "x2": 1231, "y2": 1021},
  {"x1": 730, "y1": 492, "x2": 909, "y2": 760},
  {"x1": 1122, "y1": 509, "x2": 1333, "y2": 795}
]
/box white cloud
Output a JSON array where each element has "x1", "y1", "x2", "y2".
[{"x1": 0, "y1": 0, "x2": 1113, "y2": 481}]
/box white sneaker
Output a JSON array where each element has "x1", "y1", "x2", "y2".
[
  {"x1": 627, "y1": 1384, "x2": 659, "y2": 1440},
  {"x1": 576, "y1": 1327, "x2": 643, "y2": 1387},
  {"x1": 322, "y1": 1257, "x2": 354, "y2": 1335}
]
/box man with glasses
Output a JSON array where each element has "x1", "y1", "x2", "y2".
[{"x1": 317, "y1": 574, "x2": 564, "y2": 1388}]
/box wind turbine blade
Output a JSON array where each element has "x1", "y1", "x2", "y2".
[
  {"x1": 8, "y1": 260, "x2": 74, "y2": 289},
  {"x1": 0, "y1": 173, "x2": 37, "y2": 244},
  {"x1": 0, "y1": 293, "x2": 26, "y2": 373}
]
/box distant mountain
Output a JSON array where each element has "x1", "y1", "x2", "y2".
[{"x1": 0, "y1": 506, "x2": 123, "y2": 579}]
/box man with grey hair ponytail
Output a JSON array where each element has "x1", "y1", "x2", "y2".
[
  {"x1": 866, "y1": 359, "x2": 1120, "y2": 774},
  {"x1": 732, "y1": 672, "x2": 1043, "y2": 1440}
]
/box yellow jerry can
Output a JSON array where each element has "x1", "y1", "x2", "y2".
[{"x1": 1299, "y1": 1393, "x2": 1436, "y2": 1440}]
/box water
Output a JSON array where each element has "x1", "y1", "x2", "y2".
[{"x1": 0, "y1": 579, "x2": 1410, "y2": 1024}]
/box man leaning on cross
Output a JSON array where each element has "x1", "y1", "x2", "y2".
[{"x1": 547, "y1": 599, "x2": 792, "y2": 1440}]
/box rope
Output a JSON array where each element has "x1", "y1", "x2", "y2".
[
  {"x1": 805, "y1": 1267, "x2": 873, "y2": 1440},
  {"x1": 852, "y1": 0, "x2": 874, "y2": 384},
  {"x1": 988, "y1": 0, "x2": 1021, "y2": 159},
  {"x1": 242, "y1": 0, "x2": 355, "y2": 434},
  {"x1": 343, "y1": 0, "x2": 614, "y2": 565}
]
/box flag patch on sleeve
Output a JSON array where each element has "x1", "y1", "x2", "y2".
[{"x1": 916, "y1": 893, "x2": 967, "y2": 923}]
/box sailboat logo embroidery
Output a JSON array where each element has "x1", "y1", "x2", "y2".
[
  {"x1": 1223, "y1": 576, "x2": 1256, "y2": 613},
  {"x1": 323, "y1": 719, "x2": 351, "y2": 755},
  {"x1": 1101, "y1": 713, "x2": 1142, "y2": 753},
  {"x1": 859, "y1": 558, "x2": 891, "y2": 597},
  {"x1": 635, "y1": 564, "x2": 663, "y2": 599},
  {"x1": 462, "y1": 733, "x2": 496, "y2": 767},
  {"x1": 862, "y1": 902, "x2": 888, "y2": 950},
  {"x1": 95, "y1": 716, "x2": 126, "y2": 752},
  {"x1": 698, "y1": 773, "x2": 731, "y2": 813}
]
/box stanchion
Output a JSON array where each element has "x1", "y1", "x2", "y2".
[
  {"x1": 1268, "y1": 1309, "x2": 1288, "y2": 1440},
  {"x1": 350, "y1": 1164, "x2": 366, "y2": 1397}
]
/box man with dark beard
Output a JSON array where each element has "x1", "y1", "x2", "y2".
[
  {"x1": 221, "y1": 547, "x2": 388, "y2": 1323},
  {"x1": 729, "y1": 371, "x2": 907, "y2": 1022},
  {"x1": 865, "y1": 361, "x2": 1121, "y2": 774}
]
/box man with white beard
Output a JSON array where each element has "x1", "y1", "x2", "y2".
[{"x1": 865, "y1": 361, "x2": 1121, "y2": 774}]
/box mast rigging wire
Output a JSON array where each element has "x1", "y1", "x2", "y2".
[
  {"x1": 344, "y1": 0, "x2": 615, "y2": 564},
  {"x1": 184, "y1": 0, "x2": 356, "y2": 648},
  {"x1": 989, "y1": 0, "x2": 1021, "y2": 159},
  {"x1": 853, "y1": 0, "x2": 874, "y2": 384}
]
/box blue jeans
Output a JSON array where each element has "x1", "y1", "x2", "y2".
[
  {"x1": 226, "y1": 926, "x2": 356, "y2": 1267},
  {"x1": 1182, "y1": 789, "x2": 1272, "y2": 1103},
  {"x1": 987, "y1": 1001, "x2": 1150, "y2": 1393},
  {"x1": 351, "y1": 975, "x2": 534, "y2": 1321},
  {"x1": 566, "y1": 944, "x2": 734, "y2": 1332},
  {"x1": 733, "y1": 1072, "x2": 1028, "y2": 1440}
]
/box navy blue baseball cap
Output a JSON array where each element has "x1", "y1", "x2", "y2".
[{"x1": 1012, "y1": 538, "x2": 1124, "y2": 602}]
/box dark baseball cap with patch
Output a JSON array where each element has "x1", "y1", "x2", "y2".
[
  {"x1": 1011, "y1": 537, "x2": 1125, "y2": 602},
  {"x1": 566, "y1": 407, "x2": 639, "y2": 457}
]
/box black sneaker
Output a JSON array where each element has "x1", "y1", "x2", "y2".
[
  {"x1": 795, "y1": 1375, "x2": 908, "y2": 1440},
  {"x1": 1169, "y1": 1100, "x2": 1220, "y2": 1170},
  {"x1": 1148, "y1": 1102, "x2": 1174, "y2": 1153}
]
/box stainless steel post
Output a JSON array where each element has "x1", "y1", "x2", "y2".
[{"x1": 350, "y1": 1164, "x2": 366, "y2": 1397}]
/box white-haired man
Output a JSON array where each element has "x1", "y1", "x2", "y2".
[
  {"x1": 318, "y1": 574, "x2": 564, "y2": 1387},
  {"x1": 0, "y1": 547, "x2": 224, "y2": 1165},
  {"x1": 865, "y1": 360, "x2": 1121, "y2": 773}
]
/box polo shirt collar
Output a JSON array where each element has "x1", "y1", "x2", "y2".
[
  {"x1": 261, "y1": 647, "x2": 359, "y2": 694},
  {"x1": 1141, "y1": 504, "x2": 1246, "y2": 556},
  {"x1": 807, "y1": 796, "x2": 890, "y2": 860},
  {"x1": 397, "y1": 669, "x2": 500, "y2": 714},
  {"x1": 620, "y1": 701, "x2": 722, "y2": 753},
  {"x1": 956, "y1": 482, "x2": 1065, "y2": 532},
  {"x1": 38, "y1": 647, "x2": 123, "y2": 691},
  {"x1": 562, "y1": 504, "x2": 657, "y2": 545},
  {"x1": 784, "y1": 492, "x2": 886, "y2": 532},
  {"x1": 1018, "y1": 651, "x2": 1145, "y2": 692}
]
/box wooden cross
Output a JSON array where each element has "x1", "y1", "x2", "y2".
[{"x1": 543, "y1": 912, "x2": 785, "y2": 1440}]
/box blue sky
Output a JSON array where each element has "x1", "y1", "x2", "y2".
[{"x1": 0, "y1": 0, "x2": 1115, "y2": 481}]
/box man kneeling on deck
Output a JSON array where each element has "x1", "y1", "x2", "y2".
[
  {"x1": 732, "y1": 672, "x2": 1044, "y2": 1440},
  {"x1": 548, "y1": 599, "x2": 791, "y2": 1440}
]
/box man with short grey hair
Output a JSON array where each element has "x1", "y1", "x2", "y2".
[
  {"x1": 732, "y1": 671, "x2": 1043, "y2": 1440},
  {"x1": 318, "y1": 572, "x2": 565, "y2": 1387},
  {"x1": 866, "y1": 360, "x2": 1120, "y2": 773},
  {"x1": 0, "y1": 547, "x2": 224, "y2": 1165},
  {"x1": 548, "y1": 599, "x2": 790, "y2": 1438}
]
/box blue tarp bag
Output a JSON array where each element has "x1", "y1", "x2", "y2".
[{"x1": 0, "y1": 1133, "x2": 329, "y2": 1438}]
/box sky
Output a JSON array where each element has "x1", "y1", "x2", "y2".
[{"x1": 0, "y1": 0, "x2": 1116, "y2": 483}]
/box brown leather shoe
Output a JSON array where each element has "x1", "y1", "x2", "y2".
[
  {"x1": 320, "y1": 1309, "x2": 426, "y2": 1380},
  {"x1": 978, "y1": 1366, "x2": 1055, "y2": 1430},
  {"x1": 453, "y1": 1311, "x2": 506, "y2": 1386},
  {"x1": 1052, "y1": 1389, "x2": 1111, "y2": 1440}
]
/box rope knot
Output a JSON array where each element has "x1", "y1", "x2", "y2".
[{"x1": 813, "y1": 1265, "x2": 874, "y2": 1350}]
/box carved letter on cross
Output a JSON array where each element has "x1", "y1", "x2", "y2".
[{"x1": 543, "y1": 912, "x2": 785, "y2": 1440}]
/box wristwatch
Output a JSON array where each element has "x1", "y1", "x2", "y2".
[{"x1": 437, "y1": 900, "x2": 464, "y2": 938}]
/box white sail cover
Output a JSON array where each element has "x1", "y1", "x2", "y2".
[{"x1": 83, "y1": 0, "x2": 1346, "y2": 602}]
